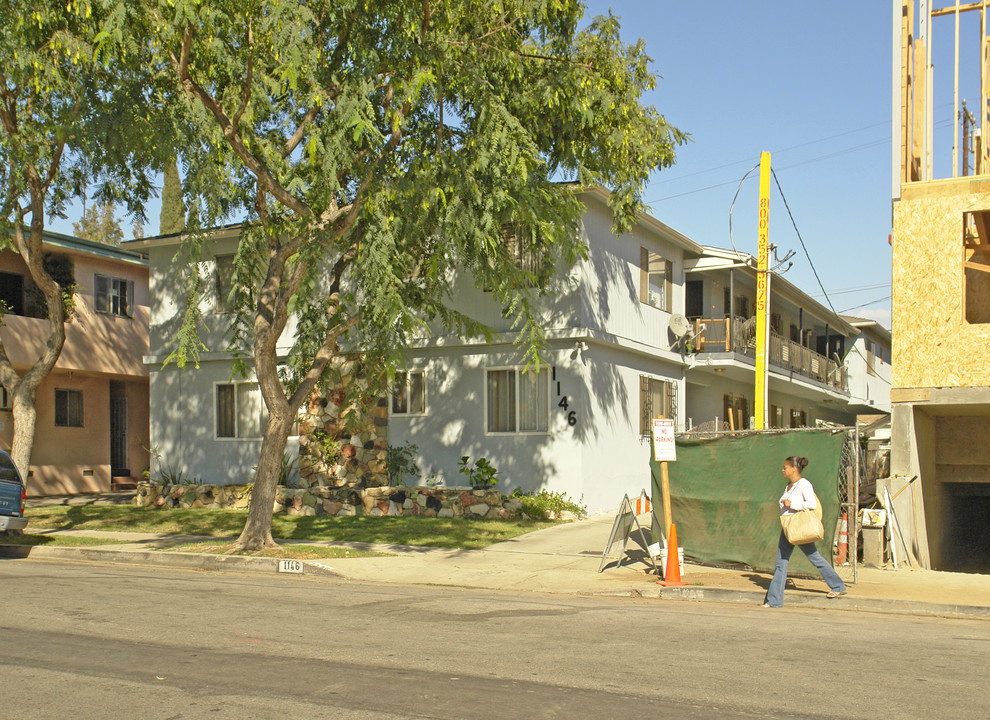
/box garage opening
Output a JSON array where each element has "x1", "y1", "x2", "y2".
[{"x1": 941, "y1": 483, "x2": 990, "y2": 573}]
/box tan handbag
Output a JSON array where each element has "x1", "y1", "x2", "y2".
[{"x1": 780, "y1": 493, "x2": 824, "y2": 545}]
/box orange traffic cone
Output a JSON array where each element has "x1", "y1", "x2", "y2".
[
  {"x1": 837, "y1": 512, "x2": 849, "y2": 565},
  {"x1": 657, "y1": 523, "x2": 688, "y2": 587}
]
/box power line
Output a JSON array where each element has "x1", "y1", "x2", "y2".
[
  {"x1": 646, "y1": 117, "x2": 955, "y2": 205},
  {"x1": 839, "y1": 295, "x2": 892, "y2": 314},
  {"x1": 650, "y1": 119, "x2": 892, "y2": 187},
  {"x1": 810, "y1": 282, "x2": 891, "y2": 298},
  {"x1": 770, "y1": 169, "x2": 892, "y2": 386}
]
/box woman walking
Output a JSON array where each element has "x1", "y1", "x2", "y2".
[{"x1": 762, "y1": 456, "x2": 846, "y2": 608}]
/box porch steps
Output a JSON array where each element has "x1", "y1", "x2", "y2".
[{"x1": 110, "y1": 478, "x2": 139, "y2": 492}]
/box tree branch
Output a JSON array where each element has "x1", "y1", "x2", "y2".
[
  {"x1": 231, "y1": 20, "x2": 254, "y2": 133},
  {"x1": 175, "y1": 25, "x2": 313, "y2": 218},
  {"x1": 282, "y1": 106, "x2": 318, "y2": 158}
]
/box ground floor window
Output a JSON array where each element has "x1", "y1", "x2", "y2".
[
  {"x1": 486, "y1": 367, "x2": 549, "y2": 434},
  {"x1": 216, "y1": 381, "x2": 267, "y2": 439},
  {"x1": 640, "y1": 376, "x2": 676, "y2": 435},
  {"x1": 55, "y1": 388, "x2": 83, "y2": 427},
  {"x1": 391, "y1": 370, "x2": 426, "y2": 415},
  {"x1": 790, "y1": 409, "x2": 807, "y2": 428}
]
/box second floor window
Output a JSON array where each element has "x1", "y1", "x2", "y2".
[
  {"x1": 95, "y1": 274, "x2": 133, "y2": 317},
  {"x1": 55, "y1": 388, "x2": 83, "y2": 427},
  {"x1": 640, "y1": 247, "x2": 672, "y2": 311},
  {"x1": 0, "y1": 272, "x2": 24, "y2": 316}
]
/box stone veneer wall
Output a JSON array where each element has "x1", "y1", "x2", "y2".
[
  {"x1": 135, "y1": 482, "x2": 521, "y2": 519},
  {"x1": 295, "y1": 358, "x2": 390, "y2": 489}
]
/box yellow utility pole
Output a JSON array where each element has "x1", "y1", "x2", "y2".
[{"x1": 754, "y1": 152, "x2": 771, "y2": 430}]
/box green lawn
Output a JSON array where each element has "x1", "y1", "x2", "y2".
[{"x1": 24, "y1": 505, "x2": 558, "y2": 551}]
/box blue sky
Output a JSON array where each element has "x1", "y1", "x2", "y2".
[
  {"x1": 50, "y1": 2, "x2": 903, "y2": 328},
  {"x1": 582, "y1": 1, "x2": 899, "y2": 328}
]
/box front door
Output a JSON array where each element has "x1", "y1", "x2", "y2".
[{"x1": 110, "y1": 395, "x2": 128, "y2": 476}]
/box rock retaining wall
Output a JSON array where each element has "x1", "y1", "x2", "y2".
[{"x1": 135, "y1": 482, "x2": 521, "y2": 519}]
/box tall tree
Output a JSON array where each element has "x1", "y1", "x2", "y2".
[
  {"x1": 73, "y1": 200, "x2": 125, "y2": 245},
  {"x1": 151, "y1": 0, "x2": 684, "y2": 550},
  {"x1": 0, "y1": 0, "x2": 158, "y2": 479}
]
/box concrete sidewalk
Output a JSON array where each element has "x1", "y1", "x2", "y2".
[{"x1": 5, "y1": 510, "x2": 989, "y2": 619}]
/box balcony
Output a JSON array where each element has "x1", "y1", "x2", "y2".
[{"x1": 692, "y1": 317, "x2": 847, "y2": 392}]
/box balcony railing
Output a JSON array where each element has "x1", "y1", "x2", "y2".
[{"x1": 692, "y1": 317, "x2": 847, "y2": 392}]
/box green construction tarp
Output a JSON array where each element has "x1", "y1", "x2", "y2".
[{"x1": 651, "y1": 430, "x2": 845, "y2": 574}]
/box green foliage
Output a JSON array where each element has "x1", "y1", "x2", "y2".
[
  {"x1": 311, "y1": 430, "x2": 341, "y2": 466},
  {"x1": 146, "y1": 0, "x2": 685, "y2": 544},
  {"x1": 386, "y1": 442, "x2": 420, "y2": 486},
  {"x1": 73, "y1": 201, "x2": 124, "y2": 246},
  {"x1": 156, "y1": 463, "x2": 200, "y2": 486},
  {"x1": 511, "y1": 489, "x2": 588, "y2": 520},
  {"x1": 458, "y1": 456, "x2": 499, "y2": 489}
]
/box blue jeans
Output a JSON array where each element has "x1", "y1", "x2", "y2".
[{"x1": 765, "y1": 530, "x2": 845, "y2": 607}]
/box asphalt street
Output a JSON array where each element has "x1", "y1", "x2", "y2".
[{"x1": 2, "y1": 558, "x2": 988, "y2": 720}]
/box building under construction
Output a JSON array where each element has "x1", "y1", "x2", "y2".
[{"x1": 891, "y1": 0, "x2": 990, "y2": 572}]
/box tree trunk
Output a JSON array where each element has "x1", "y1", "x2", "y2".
[
  {"x1": 233, "y1": 408, "x2": 295, "y2": 551},
  {"x1": 9, "y1": 390, "x2": 38, "y2": 482},
  {"x1": 0, "y1": 217, "x2": 68, "y2": 482}
]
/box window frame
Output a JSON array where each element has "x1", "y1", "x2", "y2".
[
  {"x1": 391, "y1": 370, "x2": 428, "y2": 417},
  {"x1": 640, "y1": 376, "x2": 677, "y2": 436},
  {"x1": 484, "y1": 366, "x2": 550, "y2": 436},
  {"x1": 0, "y1": 386, "x2": 10, "y2": 411},
  {"x1": 214, "y1": 380, "x2": 268, "y2": 440},
  {"x1": 639, "y1": 247, "x2": 673, "y2": 312},
  {"x1": 54, "y1": 388, "x2": 83, "y2": 427},
  {"x1": 94, "y1": 273, "x2": 134, "y2": 318}
]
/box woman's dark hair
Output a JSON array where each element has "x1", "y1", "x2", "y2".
[{"x1": 785, "y1": 456, "x2": 809, "y2": 471}]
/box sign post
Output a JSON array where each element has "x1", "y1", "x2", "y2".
[
  {"x1": 652, "y1": 418, "x2": 676, "y2": 536},
  {"x1": 754, "y1": 152, "x2": 772, "y2": 429}
]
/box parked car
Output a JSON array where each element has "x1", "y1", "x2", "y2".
[{"x1": 0, "y1": 450, "x2": 27, "y2": 534}]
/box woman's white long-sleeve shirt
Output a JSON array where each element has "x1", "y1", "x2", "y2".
[{"x1": 779, "y1": 477, "x2": 817, "y2": 515}]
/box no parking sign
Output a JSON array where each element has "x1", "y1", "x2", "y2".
[{"x1": 651, "y1": 418, "x2": 676, "y2": 462}]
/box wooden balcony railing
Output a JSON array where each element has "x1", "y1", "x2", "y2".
[{"x1": 692, "y1": 317, "x2": 847, "y2": 392}]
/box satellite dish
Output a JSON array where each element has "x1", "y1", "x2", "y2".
[{"x1": 668, "y1": 314, "x2": 691, "y2": 338}]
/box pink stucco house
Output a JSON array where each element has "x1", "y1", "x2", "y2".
[{"x1": 0, "y1": 231, "x2": 149, "y2": 496}]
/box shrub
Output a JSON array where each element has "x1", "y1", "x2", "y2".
[
  {"x1": 458, "y1": 456, "x2": 499, "y2": 488},
  {"x1": 386, "y1": 442, "x2": 420, "y2": 485},
  {"x1": 511, "y1": 489, "x2": 587, "y2": 520}
]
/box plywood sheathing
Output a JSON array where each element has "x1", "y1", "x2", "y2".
[
  {"x1": 936, "y1": 415, "x2": 990, "y2": 470},
  {"x1": 892, "y1": 190, "x2": 990, "y2": 388}
]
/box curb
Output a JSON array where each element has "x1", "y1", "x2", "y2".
[{"x1": 0, "y1": 544, "x2": 343, "y2": 579}]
